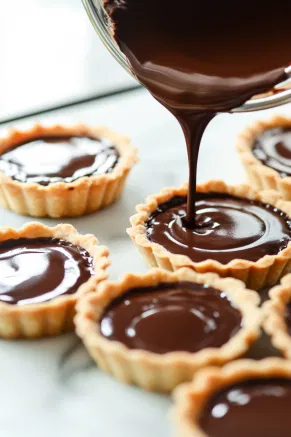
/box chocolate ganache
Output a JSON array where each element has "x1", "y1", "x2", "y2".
[
  {"x1": 253, "y1": 127, "x2": 291, "y2": 178},
  {"x1": 0, "y1": 136, "x2": 119, "y2": 185},
  {"x1": 100, "y1": 282, "x2": 241, "y2": 354},
  {"x1": 146, "y1": 194, "x2": 291, "y2": 264},
  {"x1": 0, "y1": 238, "x2": 94, "y2": 305},
  {"x1": 106, "y1": 0, "x2": 291, "y2": 227},
  {"x1": 199, "y1": 378, "x2": 291, "y2": 437}
]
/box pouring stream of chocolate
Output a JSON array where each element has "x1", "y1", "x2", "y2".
[{"x1": 106, "y1": 0, "x2": 291, "y2": 227}]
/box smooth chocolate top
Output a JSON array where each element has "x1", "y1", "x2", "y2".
[
  {"x1": 100, "y1": 282, "x2": 241, "y2": 354},
  {"x1": 0, "y1": 136, "x2": 120, "y2": 185},
  {"x1": 106, "y1": 0, "x2": 291, "y2": 226},
  {"x1": 146, "y1": 194, "x2": 291, "y2": 265},
  {"x1": 253, "y1": 127, "x2": 291, "y2": 178},
  {"x1": 200, "y1": 378, "x2": 291, "y2": 437},
  {"x1": 0, "y1": 237, "x2": 94, "y2": 305}
]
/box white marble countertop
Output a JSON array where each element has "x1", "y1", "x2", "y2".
[{"x1": 0, "y1": 88, "x2": 290, "y2": 437}]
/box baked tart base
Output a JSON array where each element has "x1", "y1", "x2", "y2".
[
  {"x1": 0, "y1": 222, "x2": 109, "y2": 339},
  {"x1": 172, "y1": 358, "x2": 291, "y2": 437},
  {"x1": 75, "y1": 268, "x2": 260, "y2": 392},
  {"x1": 127, "y1": 180, "x2": 291, "y2": 290},
  {"x1": 0, "y1": 124, "x2": 137, "y2": 218},
  {"x1": 237, "y1": 115, "x2": 291, "y2": 199}
]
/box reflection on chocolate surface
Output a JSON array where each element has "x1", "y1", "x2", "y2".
[
  {"x1": 106, "y1": 0, "x2": 291, "y2": 226},
  {"x1": 200, "y1": 378, "x2": 291, "y2": 437},
  {"x1": 0, "y1": 238, "x2": 94, "y2": 305},
  {"x1": 100, "y1": 282, "x2": 241, "y2": 354},
  {"x1": 253, "y1": 128, "x2": 291, "y2": 177},
  {"x1": 0, "y1": 136, "x2": 119, "y2": 185},
  {"x1": 146, "y1": 194, "x2": 291, "y2": 264}
]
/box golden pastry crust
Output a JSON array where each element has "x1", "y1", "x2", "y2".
[
  {"x1": 75, "y1": 268, "x2": 261, "y2": 392},
  {"x1": 0, "y1": 222, "x2": 109, "y2": 339},
  {"x1": 0, "y1": 124, "x2": 138, "y2": 217},
  {"x1": 127, "y1": 180, "x2": 291, "y2": 290},
  {"x1": 172, "y1": 358, "x2": 291, "y2": 437},
  {"x1": 237, "y1": 115, "x2": 291, "y2": 199},
  {"x1": 263, "y1": 273, "x2": 291, "y2": 358}
]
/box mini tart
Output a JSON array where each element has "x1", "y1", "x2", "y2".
[
  {"x1": 172, "y1": 358, "x2": 291, "y2": 437},
  {"x1": 0, "y1": 124, "x2": 137, "y2": 217},
  {"x1": 0, "y1": 222, "x2": 109, "y2": 339},
  {"x1": 263, "y1": 273, "x2": 291, "y2": 358},
  {"x1": 237, "y1": 115, "x2": 291, "y2": 200},
  {"x1": 127, "y1": 180, "x2": 291, "y2": 290},
  {"x1": 75, "y1": 268, "x2": 261, "y2": 392}
]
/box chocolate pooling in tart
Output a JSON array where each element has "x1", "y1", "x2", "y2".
[
  {"x1": 0, "y1": 238, "x2": 94, "y2": 305},
  {"x1": 253, "y1": 127, "x2": 291, "y2": 178},
  {"x1": 106, "y1": 0, "x2": 291, "y2": 227},
  {"x1": 100, "y1": 282, "x2": 241, "y2": 354},
  {"x1": 199, "y1": 378, "x2": 291, "y2": 437},
  {"x1": 146, "y1": 194, "x2": 291, "y2": 264},
  {"x1": 0, "y1": 136, "x2": 120, "y2": 185}
]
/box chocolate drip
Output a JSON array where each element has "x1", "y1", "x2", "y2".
[
  {"x1": 200, "y1": 378, "x2": 291, "y2": 437},
  {"x1": 100, "y1": 282, "x2": 241, "y2": 354},
  {"x1": 0, "y1": 238, "x2": 94, "y2": 305},
  {"x1": 253, "y1": 127, "x2": 291, "y2": 178},
  {"x1": 106, "y1": 0, "x2": 291, "y2": 226},
  {"x1": 146, "y1": 194, "x2": 291, "y2": 264},
  {"x1": 0, "y1": 136, "x2": 120, "y2": 185}
]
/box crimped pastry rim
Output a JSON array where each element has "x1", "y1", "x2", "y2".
[
  {"x1": 75, "y1": 268, "x2": 261, "y2": 367},
  {"x1": 263, "y1": 273, "x2": 291, "y2": 358},
  {"x1": 127, "y1": 179, "x2": 291, "y2": 271},
  {"x1": 0, "y1": 222, "x2": 109, "y2": 314},
  {"x1": 0, "y1": 123, "x2": 138, "y2": 191},
  {"x1": 236, "y1": 114, "x2": 291, "y2": 184},
  {"x1": 172, "y1": 358, "x2": 291, "y2": 437}
]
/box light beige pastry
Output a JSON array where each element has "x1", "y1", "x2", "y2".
[
  {"x1": 0, "y1": 222, "x2": 109, "y2": 339},
  {"x1": 0, "y1": 123, "x2": 137, "y2": 217},
  {"x1": 75, "y1": 268, "x2": 261, "y2": 392},
  {"x1": 237, "y1": 115, "x2": 291, "y2": 199},
  {"x1": 172, "y1": 358, "x2": 291, "y2": 437},
  {"x1": 127, "y1": 180, "x2": 291, "y2": 290},
  {"x1": 264, "y1": 273, "x2": 291, "y2": 357}
]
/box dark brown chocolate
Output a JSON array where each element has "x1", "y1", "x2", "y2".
[
  {"x1": 285, "y1": 302, "x2": 291, "y2": 336},
  {"x1": 100, "y1": 282, "x2": 241, "y2": 354},
  {"x1": 106, "y1": 0, "x2": 291, "y2": 227},
  {"x1": 200, "y1": 378, "x2": 291, "y2": 437},
  {"x1": 0, "y1": 136, "x2": 119, "y2": 185},
  {"x1": 0, "y1": 237, "x2": 94, "y2": 305},
  {"x1": 253, "y1": 127, "x2": 291, "y2": 178},
  {"x1": 146, "y1": 194, "x2": 291, "y2": 264}
]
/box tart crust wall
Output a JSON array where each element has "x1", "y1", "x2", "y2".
[
  {"x1": 0, "y1": 124, "x2": 138, "y2": 218},
  {"x1": 75, "y1": 268, "x2": 261, "y2": 392},
  {"x1": 237, "y1": 115, "x2": 291, "y2": 199},
  {"x1": 127, "y1": 180, "x2": 291, "y2": 290},
  {"x1": 0, "y1": 222, "x2": 109, "y2": 339}
]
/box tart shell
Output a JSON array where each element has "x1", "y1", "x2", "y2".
[
  {"x1": 127, "y1": 180, "x2": 291, "y2": 290},
  {"x1": 0, "y1": 222, "x2": 109, "y2": 339},
  {"x1": 0, "y1": 124, "x2": 138, "y2": 218},
  {"x1": 172, "y1": 358, "x2": 291, "y2": 437},
  {"x1": 263, "y1": 273, "x2": 291, "y2": 358},
  {"x1": 237, "y1": 115, "x2": 291, "y2": 199},
  {"x1": 75, "y1": 268, "x2": 261, "y2": 392}
]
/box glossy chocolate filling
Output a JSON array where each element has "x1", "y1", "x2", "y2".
[
  {"x1": 0, "y1": 135, "x2": 120, "y2": 185},
  {"x1": 100, "y1": 282, "x2": 241, "y2": 354},
  {"x1": 284, "y1": 302, "x2": 291, "y2": 336},
  {"x1": 200, "y1": 378, "x2": 291, "y2": 437},
  {"x1": 106, "y1": 0, "x2": 291, "y2": 227},
  {"x1": 146, "y1": 193, "x2": 291, "y2": 264},
  {"x1": 0, "y1": 237, "x2": 94, "y2": 305},
  {"x1": 253, "y1": 127, "x2": 291, "y2": 178}
]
